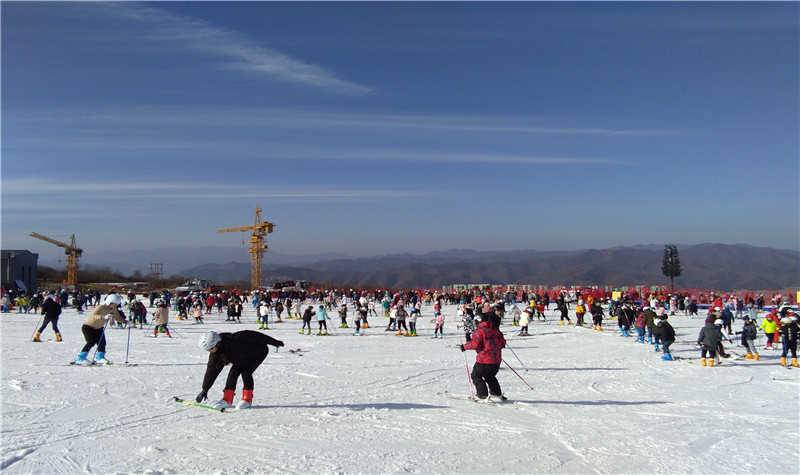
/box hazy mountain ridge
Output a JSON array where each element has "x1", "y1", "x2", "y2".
[{"x1": 177, "y1": 244, "x2": 800, "y2": 290}]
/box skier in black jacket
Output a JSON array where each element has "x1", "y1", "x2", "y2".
[
  {"x1": 196, "y1": 330, "x2": 284, "y2": 409},
  {"x1": 655, "y1": 316, "x2": 676, "y2": 360},
  {"x1": 33, "y1": 294, "x2": 62, "y2": 342},
  {"x1": 697, "y1": 319, "x2": 724, "y2": 367}
]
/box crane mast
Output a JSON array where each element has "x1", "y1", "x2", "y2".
[
  {"x1": 217, "y1": 206, "x2": 275, "y2": 290},
  {"x1": 29, "y1": 232, "x2": 83, "y2": 287}
]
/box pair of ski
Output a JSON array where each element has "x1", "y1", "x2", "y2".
[{"x1": 173, "y1": 396, "x2": 226, "y2": 412}]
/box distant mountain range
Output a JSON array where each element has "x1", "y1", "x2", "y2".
[{"x1": 176, "y1": 243, "x2": 800, "y2": 290}]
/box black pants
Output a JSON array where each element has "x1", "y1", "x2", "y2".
[
  {"x1": 386, "y1": 318, "x2": 395, "y2": 330},
  {"x1": 471, "y1": 363, "x2": 502, "y2": 399},
  {"x1": 409, "y1": 321, "x2": 416, "y2": 333},
  {"x1": 224, "y1": 359, "x2": 265, "y2": 391},
  {"x1": 397, "y1": 320, "x2": 407, "y2": 331},
  {"x1": 701, "y1": 346, "x2": 716, "y2": 358},
  {"x1": 592, "y1": 315, "x2": 602, "y2": 326},
  {"x1": 81, "y1": 325, "x2": 106, "y2": 353},
  {"x1": 781, "y1": 336, "x2": 798, "y2": 358},
  {"x1": 302, "y1": 319, "x2": 312, "y2": 330},
  {"x1": 38, "y1": 316, "x2": 60, "y2": 334},
  {"x1": 318, "y1": 320, "x2": 327, "y2": 330}
]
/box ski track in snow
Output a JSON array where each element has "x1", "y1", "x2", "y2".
[{"x1": 2, "y1": 303, "x2": 799, "y2": 473}]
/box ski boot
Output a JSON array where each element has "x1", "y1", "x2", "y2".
[
  {"x1": 353, "y1": 330, "x2": 360, "y2": 336},
  {"x1": 74, "y1": 351, "x2": 92, "y2": 365},
  {"x1": 792, "y1": 358, "x2": 799, "y2": 368},
  {"x1": 700, "y1": 358, "x2": 707, "y2": 366},
  {"x1": 298, "y1": 328, "x2": 306, "y2": 334},
  {"x1": 558, "y1": 320, "x2": 564, "y2": 326},
  {"x1": 32, "y1": 331, "x2": 41, "y2": 342},
  {"x1": 237, "y1": 389, "x2": 253, "y2": 410},
  {"x1": 362, "y1": 322, "x2": 369, "y2": 329},
  {"x1": 94, "y1": 351, "x2": 110, "y2": 365},
  {"x1": 745, "y1": 353, "x2": 754, "y2": 360},
  {"x1": 55, "y1": 332, "x2": 62, "y2": 342},
  {"x1": 780, "y1": 357, "x2": 787, "y2": 366},
  {"x1": 661, "y1": 353, "x2": 673, "y2": 361},
  {"x1": 753, "y1": 353, "x2": 760, "y2": 360},
  {"x1": 211, "y1": 389, "x2": 235, "y2": 410},
  {"x1": 706, "y1": 358, "x2": 714, "y2": 367}
]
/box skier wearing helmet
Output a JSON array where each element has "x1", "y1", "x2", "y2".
[
  {"x1": 697, "y1": 318, "x2": 724, "y2": 367},
  {"x1": 778, "y1": 311, "x2": 799, "y2": 367},
  {"x1": 197, "y1": 330, "x2": 284, "y2": 409}
]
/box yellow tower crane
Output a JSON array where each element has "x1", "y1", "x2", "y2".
[
  {"x1": 217, "y1": 206, "x2": 275, "y2": 290},
  {"x1": 29, "y1": 232, "x2": 83, "y2": 287}
]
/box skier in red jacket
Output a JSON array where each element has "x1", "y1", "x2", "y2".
[{"x1": 460, "y1": 318, "x2": 507, "y2": 401}]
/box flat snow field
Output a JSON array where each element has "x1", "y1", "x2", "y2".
[{"x1": 2, "y1": 304, "x2": 798, "y2": 474}]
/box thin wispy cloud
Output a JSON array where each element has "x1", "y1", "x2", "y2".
[
  {"x1": 99, "y1": 3, "x2": 372, "y2": 95},
  {"x1": 14, "y1": 106, "x2": 677, "y2": 136},
  {"x1": 1, "y1": 179, "x2": 425, "y2": 202}
]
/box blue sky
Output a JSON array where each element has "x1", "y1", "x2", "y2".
[{"x1": 2, "y1": 2, "x2": 798, "y2": 260}]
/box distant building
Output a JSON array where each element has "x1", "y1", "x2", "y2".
[{"x1": 1, "y1": 250, "x2": 39, "y2": 293}]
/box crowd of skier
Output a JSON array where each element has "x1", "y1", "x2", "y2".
[{"x1": 8, "y1": 283, "x2": 798, "y2": 406}]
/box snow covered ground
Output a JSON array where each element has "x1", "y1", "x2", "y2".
[{"x1": 2, "y1": 303, "x2": 798, "y2": 474}]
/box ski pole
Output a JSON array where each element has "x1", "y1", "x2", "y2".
[
  {"x1": 31, "y1": 315, "x2": 44, "y2": 340},
  {"x1": 124, "y1": 322, "x2": 132, "y2": 364},
  {"x1": 462, "y1": 351, "x2": 474, "y2": 397},
  {"x1": 504, "y1": 340, "x2": 526, "y2": 369},
  {"x1": 503, "y1": 359, "x2": 534, "y2": 391}
]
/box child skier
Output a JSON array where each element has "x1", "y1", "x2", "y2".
[
  {"x1": 518, "y1": 307, "x2": 531, "y2": 336},
  {"x1": 395, "y1": 305, "x2": 409, "y2": 335},
  {"x1": 760, "y1": 314, "x2": 778, "y2": 350},
  {"x1": 697, "y1": 318, "x2": 724, "y2": 367},
  {"x1": 257, "y1": 300, "x2": 270, "y2": 330},
  {"x1": 779, "y1": 313, "x2": 799, "y2": 367},
  {"x1": 316, "y1": 304, "x2": 330, "y2": 335},
  {"x1": 634, "y1": 310, "x2": 646, "y2": 343},
  {"x1": 556, "y1": 300, "x2": 571, "y2": 326},
  {"x1": 591, "y1": 301, "x2": 604, "y2": 331},
  {"x1": 433, "y1": 310, "x2": 445, "y2": 338},
  {"x1": 300, "y1": 305, "x2": 315, "y2": 335},
  {"x1": 408, "y1": 304, "x2": 419, "y2": 336},
  {"x1": 575, "y1": 299, "x2": 586, "y2": 326},
  {"x1": 510, "y1": 305, "x2": 521, "y2": 326},
  {"x1": 655, "y1": 316, "x2": 676, "y2": 360},
  {"x1": 738, "y1": 316, "x2": 760, "y2": 360},
  {"x1": 74, "y1": 304, "x2": 126, "y2": 365},
  {"x1": 196, "y1": 330, "x2": 284, "y2": 409},
  {"x1": 338, "y1": 302, "x2": 349, "y2": 328},
  {"x1": 152, "y1": 299, "x2": 172, "y2": 338},
  {"x1": 191, "y1": 299, "x2": 205, "y2": 324}
]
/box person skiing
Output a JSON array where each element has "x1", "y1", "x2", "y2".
[
  {"x1": 300, "y1": 305, "x2": 314, "y2": 335},
  {"x1": 34, "y1": 293, "x2": 62, "y2": 342},
  {"x1": 433, "y1": 309, "x2": 445, "y2": 339},
  {"x1": 152, "y1": 299, "x2": 172, "y2": 338},
  {"x1": 556, "y1": 299, "x2": 571, "y2": 326},
  {"x1": 74, "y1": 303, "x2": 126, "y2": 365},
  {"x1": 510, "y1": 305, "x2": 521, "y2": 327},
  {"x1": 655, "y1": 316, "x2": 676, "y2": 360},
  {"x1": 778, "y1": 313, "x2": 799, "y2": 367},
  {"x1": 257, "y1": 300, "x2": 270, "y2": 330},
  {"x1": 196, "y1": 330, "x2": 284, "y2": 409},
  {"x1": 697, "y1": 318, "x2": 724, "y2": 367},
  {"x1": 760, "y1": 313, "x2": 778, "y2": 350},
  {"x1": 407, "y1": 303, "x2": 419, "y2": 336},
  {"x1": 395, "y1": 305, "x2": 409, "y2": 336},
  {"x1": 518, "y1": 307, "x2": 531, "y2": 336},
  {"x1": 634, "y1": 309, "x2": 647, "y2": 343},
  {"x1": 575, "y1": 299, "x2": 586, "y2": 326},
  {"x1": 338, "y1": 302, "x2": 349, "y2": 328},
  {"x1": 316, "y1": 304, "x2": 330, "y2": 335},
  {"x1": 737, "y1": 316, "x2": 760, "y2": 360},
  {"x1": 590, "y1": 300, "x2": 604, "y2": 332},
  {"x1": 459, "y1": 316, "x2": 507, "y2": 402}
]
